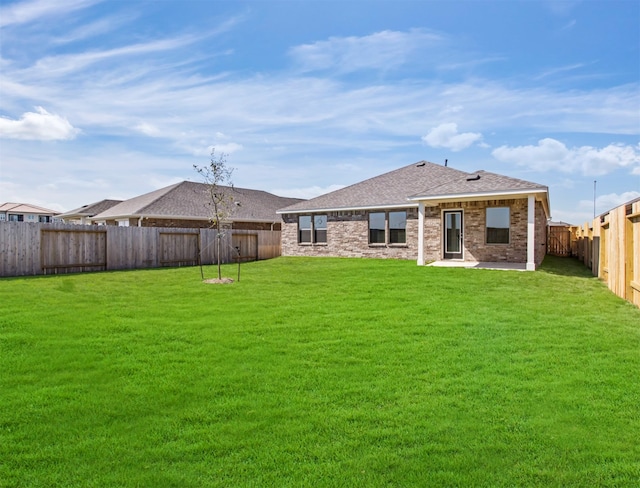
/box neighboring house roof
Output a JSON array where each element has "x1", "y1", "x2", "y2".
[
  {"x1": 278, "y1": 161, "x2": 550, "y2": 216},
  {"x1": 0, "y1": 202, "x2": 59, "y2": 214},
  {"x1": 57, "y1": 199, "x2": 123, "y2": 219},
  {"x1": 548, "y1": 221, "x2": 574, "y2": 227},
  {"x1": 91, "y1": 181, "x2": 303, "y2": 223}
]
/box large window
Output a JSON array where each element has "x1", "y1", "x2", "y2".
[
  {"x1": 298, "y1": 215, "x2": 327, "y2": 244},
  {"x1": 389, "y1": 211, "x2": 407, "y2": 244},
  {"x1": 8, "y1": 214, "x2": 23, "y2": 222},
  {"x1": 369, "y1": 212, "x2": 386, "y2": 244},
  {"x1": 369, "y1": 211, "x2": 407, "y2": 245},
  {"x1": 314, "y1": 215, "x2": 327, "y2": 243},
  {"x1": 298, "y1": 216, "x2": 312, "y2": 243},
  {"x1": 486, "y1": 207, "x2": 510, "y2": 244}
]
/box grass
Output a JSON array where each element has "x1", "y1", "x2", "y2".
[{"x1": 1, "y1": 256, "x2": 639, "y2": 487}]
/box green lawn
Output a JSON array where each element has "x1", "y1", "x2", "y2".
[{"x1": 1, "y1": 256, "x2": 639, "y2": 487}]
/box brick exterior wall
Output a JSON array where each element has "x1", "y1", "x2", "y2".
[
  {"x1": 281, "y1": 209, "x2": 419, "y2": 259},
  {"x1": 282, "y1": 198, "x2": 547, "y2": 266}
]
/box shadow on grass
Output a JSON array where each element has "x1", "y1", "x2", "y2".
[{"x1": 538, "y1": 255, "x2": 595, "y2": 278}]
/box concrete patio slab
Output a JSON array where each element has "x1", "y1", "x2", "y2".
[{"x1": 427, "y1": 261, "x2": 527, "y2": 271}]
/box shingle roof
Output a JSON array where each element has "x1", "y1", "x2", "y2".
[
  {"x1": 92, "y1": 181, "x2": 303, "y2": 222},
  {"x1": 278, "y1": 161, "x2": 469, "y2": 213},
  {"x1": 410, "y1": 170, "x2": 547, "y2": 199},
  {"x1": 58, "y1": 199, "x2": 123, "y2": 218},
  {"x1": 278, "y1": 162, "x2": 550, "y2": 215},
  {"x1": 0, "y1": 202, "x2": 59, "y2": 214}
]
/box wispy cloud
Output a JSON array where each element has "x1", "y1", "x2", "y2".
[
  {"x1": 534, "y1": 62, "x2": 590, "y2": 80},
  {"x1": 492, "y1": 139, "x2": 640, "y2": 176},
  {"x1": 289, "y1": 29, "x2": 444, "y2": 73},
  {"x1": 0, "y1": 0, "x2": 101, "y2": 27},
  {"x1": 30, "y1": 35, "x2": 204, "y2": 76}
]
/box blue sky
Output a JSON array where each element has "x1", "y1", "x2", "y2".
[{"x1": 1, "y1": 0, "x2": 638, "y2": 224}]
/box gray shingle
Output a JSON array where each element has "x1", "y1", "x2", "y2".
[
  {"x1": 278, "y1": 161, "x2": 468, "y2": 212},
  {"x1": 93, "y1": 181, "x2": 303, "y2": 222}
]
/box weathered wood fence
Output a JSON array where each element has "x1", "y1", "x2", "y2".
[
  {"x1": 547, "y1": 226, "x2": 574, "y2": 257},
  {"x1": 574, "y1": 198, "x2": 640, "y2": 308},
  {"x1": 0, "y1": 222, "x2": 282, "y2": 277}
]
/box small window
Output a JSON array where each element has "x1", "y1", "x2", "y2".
[
  {"x1": 486, "y1": 207, "x2": 510, "y2": 244},
  {"x1": 314, "y1": 215, "x2": 327, "y2": 243},
  {"x1": 389, "y1": 211, "x2": 406, "y2": 244},
  {"x1": 117, "y1": 220, "x2": 130, "y2": 227},
  {"x1": 39, "y1": 216, "x2": 51, "y2": 223},
  {"x1": 369, "y1": 212, "x2": 385, "y2": 244},
  {"x1": 299, "y1": 216, "x2": 311, "y2": 243},
  {"x1": 9, "y1": 214, "x2": 23, "y2": 222},
  {"x1": 0, "y1": 214, "x2": 5, "y2": 221}
]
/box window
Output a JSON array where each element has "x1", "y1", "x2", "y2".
[
  {"x1": 369, "y1": 211, "x2": 407, "y2": 245},
  {"x1": 39, "y1": 216, "x2": 51, "y2": 223},
  {"x1": 486, "y1": 207, "x2": 510, "y2": 244},
  {"x1": 117, "y1": 219, "x2": 130, "y2": 227},
  {"x1": 8, "y1": 214, "x2": 23, "y2": 222},
  {"x1": 389, "y1": 211, "x2": 406, "y2": 244},
  {"x1": 298, "y1": 216, "x2": 311, "y2": 243},
  {"x1": 0, "y1": 214, "x2": 5, "y2": 221},
  {"x1": 369, "y1": 212, "x2": 385, "y2": 244},
  {"x1": 298, "y1": 215, "x2": 327, "y2": 244},
  {"x1": 314, "y1": 215, "x2": 327, "y2": 243}
]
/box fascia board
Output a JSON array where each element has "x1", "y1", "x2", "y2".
[
  {"x1": 408, "y1": 188, "x2": 548, "y2": 203},
  {"x1": 277, "y1": 202, "x2": 418, "y2": 215}
]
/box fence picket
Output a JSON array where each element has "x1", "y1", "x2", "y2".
[{"x1": 0, "y1": 222, "x2": 282, "y2": 277}]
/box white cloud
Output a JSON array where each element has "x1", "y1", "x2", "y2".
[
  {"x1": 134, "y1": 122, "x2": 161, "y2": 137},
  {"x1": 492, "y1": 138, "x2": 640, "y2": 176},
  {"x1": 579, "y1": 191, "x2": 640, "y2": 215},
  {"x1": 421, "y1": 122, "x2": 483, "y2": 151},
  {"x1": 289, "y1": 29, "x2": 443, "y2": 73},
  {"x1": 0, "y1": 107, "x2": 80, "y2": 140}
]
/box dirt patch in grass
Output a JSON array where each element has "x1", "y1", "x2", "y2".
[{"x1": 203, "y1": 278, "x2": 234, "y2": 284}]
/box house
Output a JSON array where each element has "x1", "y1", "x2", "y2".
[
  {"x1": 89, "y1": 181, "x2": 303, "y2": 230},
  {"x1": 0, "y1": 202, "x2": 59, "y2": 223},
  {"x1": 277, "y1": 161, "x2": 550, "y2": 270},
  {"x1": 57, "y1": 199, "x2": 123, "y2": 225}
]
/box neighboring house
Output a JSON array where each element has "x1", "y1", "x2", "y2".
[
  {"x1": 57, "y1": 199, "x2": 123, "y2": 224},
  {"x1": 0, "y1": 202, "x2": 59, "y2": 223},
  {"x1": 89, "y1": 181, "x2": 303, "y2": 230},
  {"x1": 277, "y1": 161, "x2": 551, "y2": 270}
]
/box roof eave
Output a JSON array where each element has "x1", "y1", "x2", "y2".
[
  {"x1": 89, "y1": 214, "x2": 281, "y2": 223},
  {"x1": 409, "y1": 188, "x2": 551, "y2": 218},
  {"x1": 408, "y1": 188, "x2": 548, "y2": 202},
  {"x1": 277, "y1": 202, "x2": 419, "y2": 215}
]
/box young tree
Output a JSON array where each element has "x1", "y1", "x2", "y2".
[{"x1": 194, "y1": 149, "x2": 235, "y2": 280}]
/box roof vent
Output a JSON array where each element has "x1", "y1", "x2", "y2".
[
  {"x1": 416, "y1": 162, "x2": 425, "y2": 167},
  {"x1": 466, "y1": 174, "x2": 481, "y2": 181}
]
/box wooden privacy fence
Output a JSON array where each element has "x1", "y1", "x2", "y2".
[
  {"x1": 547, "y1": 226, "x2": 573, "y2": 257},
  {"x1": 0, "y1": 222, "x2": 282, "y2": 277},
  {"x1": 575, "y1": 198, "x2": 640, "y2": 308}
]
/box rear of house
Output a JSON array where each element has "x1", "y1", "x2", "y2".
[{"x1": 278, "y1": 161, "x2": 550, "y2": 270}]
